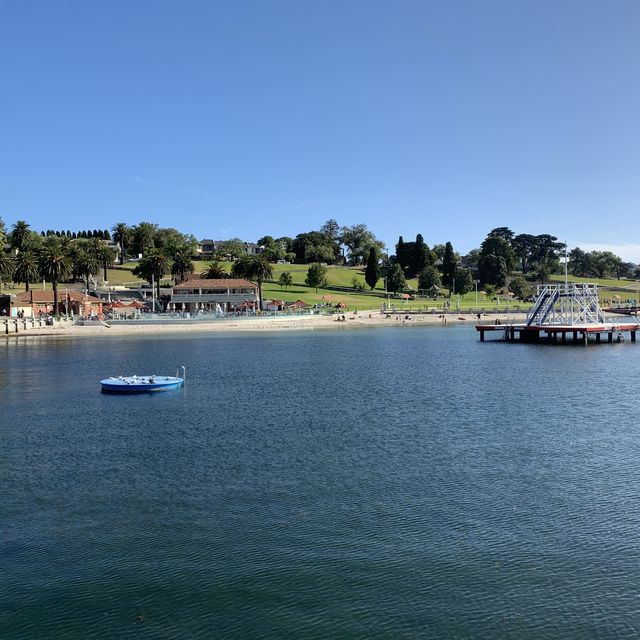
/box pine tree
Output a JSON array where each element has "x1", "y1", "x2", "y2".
[
  {"x1": 410, "y1": 233, "x2": 430, "y2": 275},
  {"x1": 395, "y1": 236, "x2": 407, "y2": 269},
  {"x1": 365, "y1": 247, "x2": 380, "y2": 290},
  {"x1": 442, "y1": 242, "x2": 457, "y2": 290}
]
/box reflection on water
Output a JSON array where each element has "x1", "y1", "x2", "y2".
[{"x1": 1, "y1": 326, "x2": 640, "y2": 638}]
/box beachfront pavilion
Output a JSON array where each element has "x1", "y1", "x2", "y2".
[
  {"x1": 169, "y1": 278, "x2": 259, "y2": 313},
  {"x1": 12, "y1": 290, "x2": 104, "y2": 318}
]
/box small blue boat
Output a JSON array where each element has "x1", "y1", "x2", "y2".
[{"x1": 101, "y1": 366, "x2": 185, "y2": 394}]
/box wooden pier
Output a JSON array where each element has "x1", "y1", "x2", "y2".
[
  {"x1": 476, "y1": 282, "x2": 639, "y2": 345},
  {"x1": 476, "y1": 322, "x2": 638, "y2": 344}
]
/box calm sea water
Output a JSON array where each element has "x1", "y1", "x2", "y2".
[{"x1": 2, "y1": 325, "x2": 640, "y2": 639}]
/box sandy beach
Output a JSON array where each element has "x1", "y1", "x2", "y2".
[{"x1": 2, "y1": 311, "x2": 530, "y2": 340}]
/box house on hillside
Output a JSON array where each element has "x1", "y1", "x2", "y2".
[
  {"x1": 169, "y1": 278, "x2": 258, "y2": 313},
  {"x1": 197, "y1": 239, "x2": 264, "y2": 258},
  {"x1": 197, "y1": 239, "x2": 218, "y2": 256}
]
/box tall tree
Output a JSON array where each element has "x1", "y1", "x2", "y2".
[
  {"x1": 90, "y1": 239, "x2": 116, "y2": 281},
  {"x1": 441, "y1": 242, "x2": 457, "y2": 289},
  {"x1": 365, "y1": 246, "x2": 380, "y2": 290},
  {"x1": 453, "y1": 267, "x2": 474, "y2": 295},
  {"x1": 410, "y1": 233, "x2": 431, "y2": 275},
  {"x1": 38, "y1": 238, "x2": 70, "y2": 315},
  {"x1": 512, "y1": 234, "x2": 537, "y2": 273},
  {"x1": 488, "y1": 227, "x2": 514, "y2": 245},
  {"x1": 10, "y1": 220, "x2": 31, "y2": 252},
  {"x1": 112, "y1": 222, "x2": 130, "y2": 265},
  {"x1": 231, "y1": 255, "x2": 274, "y2": 310},
  {"x1": 75, "y1": 247, "x2": 100, "y2": 290},
  {"x1": 395, "y1": 236, "x2": 407, "y2": 270},
  {"x1": 0, "y1": 217, "x2": 6, "y2": 249},
  {"x1": 478, "y1": 254, "x2": 508, "y2": 287},
  {"x1": 131, "y1": 222, "x2": 158, "y2": 257},
  {"x1": 418, "y1": 265, "x2": 441, "y2": 291},
  {"x1": 13, "y1": 250, "x2": 38, "y2": 291},
  {"x1": 0, "y1": 251, "x2": 14, "y2": 290},
  {"x1": 340, "y1": 224, "x2": 383, "y2": 265},
  {"x1": 386, "y1": 263, "x2": 406, "y2": 293},
  {"x1": 480, "y1": 235, "x2": 515, "y2": 272},
  {"x1": 170, "y1": 246, "x2": 195, "y2": 283},
  {"x1": 320, "y1": 219, "x2": 341, "y2": 244}
]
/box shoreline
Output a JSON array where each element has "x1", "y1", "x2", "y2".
[{"x1": 2, "y1": 312, "x2": 530, "y2": 340}]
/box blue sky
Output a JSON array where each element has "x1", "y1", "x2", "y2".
[{"x1": 1, "y1": 0, "x2": 639, "y2": 259}]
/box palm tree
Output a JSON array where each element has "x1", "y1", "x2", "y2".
[
  {"x1": 13, "y1": 249, "x2": 38, "y2": 291},
  {"x1": 10, "y1": 220, "x2": 31, "y2": 253},
  {"x1": 112, "y1": 222, "x2": 130, "y2": 265},
  {"x1": 232, "y1": 255, "x2": 273, "y2": 310},
  {"x1": 0, "y1": 251, "x2": 14, "y2": 291},
  {"x1": 75, "y1": 247, "x2": 100, "y2": 291},
  {"x1": 89, "y1": 238, "x2": 116, "y2": 281},
  {"x1": 38, "y1": 239, "x2": 70, "y2": 315},
  {"x1": 200, "y1": 260, "x2": 228, "y2": 279},
  {"x1": 170, "y1": 246, "x2": 195, "y2": 284},
  {"x1": 132, "y1": 249, "x2": 171, "y2": 301}
]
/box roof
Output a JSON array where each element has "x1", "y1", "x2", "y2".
[
  {"x1": 174, "y1": 278, "x2": 257, "y2": 289},
  {"x1": 198, "y1": 239, "x2": 216, "y2": 244},
  {"x1": 14, "y1": 290, "x2": 103, "y2": 304}
]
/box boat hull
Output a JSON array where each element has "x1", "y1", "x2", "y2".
[{"x1": 100, "y1": 376, "x2": 184, "y2": 394}]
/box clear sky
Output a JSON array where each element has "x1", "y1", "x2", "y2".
[{"x1": 1, "y1": 0, "x2": 639, "y2": 259}]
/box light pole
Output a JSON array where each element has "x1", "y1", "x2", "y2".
[{"x1": 474, "y1": 279, "x2": 479, "y2": 306}]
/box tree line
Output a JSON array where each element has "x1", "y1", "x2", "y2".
[{"x1": 2, "y1": 215, "x2": 638, "y2": 308}]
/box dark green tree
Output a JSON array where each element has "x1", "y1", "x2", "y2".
[
  {"x1": 170, "y1": 246, "x2": 195, "y2": 283},
  {"x1": 131, "y1": 222, "x2": 158, "y2": 257},
  {"x1": 112, "y1": 222, "x2": 130, "y2": 265},
  {"x1": 441, "y1": 242, "x2": 457, "y2": 289},
  {"x1": 75, "y1": 247, "x2": 100, "y2": 290},
  {"x1": 478, "y1": 254, "x2": 508, "y2": 287},
  {"x1": 410, "y1": 234, "x2": 431, "y2": 275},
  {"x1": 480, "y1": 235, "x2": 515, "y2": 272},
  {"x1": 9, "y1": 220, "x2": 31, "y2": 252},
  {"x1": 453, "y1": 267, "x2": 473, "y2": 295},
  {"x1": 13, "y1": 250, "x2": 38, "y2": 291},
  {"x1": 386, "y1": 263, "x2": 406, "y2": 293},
  {"x1": 0, "y1": 251, "x2": 14, "y2": 290},
  {"x1": 395, "y1": 236, "x2": 408, "y2": 270},
  {"x1": 365, "y1": 247, "x2": 380, "y2": 290},
  {"x1": 418, "y1": 265, "x2": 441, "y2": 291},
  {"x1": 89, "y1": 238, "x2": 116, "y2": 281}
]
